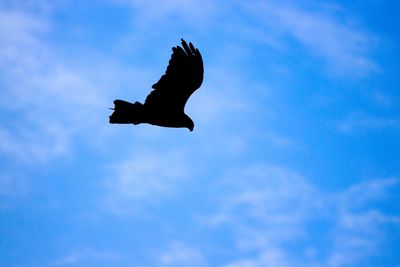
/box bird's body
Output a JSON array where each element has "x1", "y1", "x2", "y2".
[{"x1": 109, "y1": 39, "x2": 203, "y2": 131}]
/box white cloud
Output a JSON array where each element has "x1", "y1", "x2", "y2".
[
  {"x1": 265, "y1": 132, "x2": 302, "y2": 149},
  {"x1": 223, "y1": 249, "x2": 294, "y2": 267},
  {"x1": 0, "y1": 8, "x2": 49, "y2": 70},
  {"x1": 205, "y1": 164, "x2": 399, "y2": 267},
  {"x1": 156, "y1": 242, "x2": 208, "y2": 267},
  {"x1": 0, "y1": 172, "x2": 28, "y2": 199},
  {"x1": 0, "y1": 4, "x2": 126, "y2": 165},
  {"x1": 370, "y1": 91, "x2": 393, "y2": 107},
  {"x1": 0, "y1": 124, "x2": 71, "y2": 164},
  {"x1": 0, "y1": 7, "x2": 71, "y2": 163},
  {"x1": 54, "y1": 248, "x2": 122, "y2": 266},
  {"x1": 240, "y1": 0, "x2": 377, "y2": 76},
  {"x1": 110, "y1": 0, "x2": 377, "y2": 77},
  {"x1": 0, "y1": 0, "x2": 378, "y2": 169},
  {"x1": 213, "y1": 165, "x2": 321, "y2": 224},
  {"x1": 103, "y1": 150, "x2": 190, "y2": 215},
  {"x1": 0, "y1": 2, "x2": 395, "y2": 266},
  {"x1": 337, "y1": 177, "x2": 398, "y2": 207},
  {"x1": 338, "y1": 112, "x2": 400, "y2": 132}
]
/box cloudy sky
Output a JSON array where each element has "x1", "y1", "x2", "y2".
[{"x1": 1, "y1": 0, "x2": 399, "y2": 266}]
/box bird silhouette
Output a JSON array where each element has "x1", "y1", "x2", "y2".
[{"x1": 109, "y1": 39, "x2": 204, "y2": 131}]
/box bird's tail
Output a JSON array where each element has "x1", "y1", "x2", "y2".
[{"x1": 109, "y1": 100, "x2": 144, "y2": 124}]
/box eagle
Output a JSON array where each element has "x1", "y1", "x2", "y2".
[{"x1": 109, "y1": 39, "x2": 204, "y2": 131}]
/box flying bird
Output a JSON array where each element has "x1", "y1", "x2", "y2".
[{"x1": 109, "y1": 39, "x2": 204, "y2": 131}]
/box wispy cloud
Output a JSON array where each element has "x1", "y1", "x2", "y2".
[
  {"x1": 103, "y1": 150, "x2": 190, "y2": 215},
  {"x1": 54, "y1": 248, "x2": 122, "y2": 266},
  {"x1": 240, "y1": 0, "x2": 377, "y2": 76},
  {"x1": 204, "y1": 164, "x2": 399, "y2": 266},
  {"x1": 1, "y1": 2, "x2": 396, "y2": 266},
  {"x1": 0, "y1": 0, "x2": 379, "y2": 169},
  {"x1": 223, "y1": 249, "x2": 295, "y2": 267},
  {"x1": 338, "y1": 112, "x2": 400, "y2": 132},
  {"x1": 110, "y1": 0, "x2": 377, "y2": 78},
  {"x1": 0, "y1": 124, "x2": 71, "y2": 164},
  {"x1": 156, "y1": 242, "x2": 208, "y2": 267},
  {"x1": 338, "y1": 178, "x2": 399, "y2": 207},
  {"x1": 0, "y1": 4, "x2": 124, "y2": 165},
  {"x1": 0, "y1": 172, "x2": 28, "y2": 202}
]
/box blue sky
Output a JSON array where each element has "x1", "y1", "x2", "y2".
[{"x1": 1, "y1": 0, "x2": 399, "y2": 266}]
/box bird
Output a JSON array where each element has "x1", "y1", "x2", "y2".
[{"x1": 109, "y1": 39, "x2": 204, "y2": 131}]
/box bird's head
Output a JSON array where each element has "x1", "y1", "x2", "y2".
[{"x1": 183, "y1": 115, "x2": 194, "y2": 132}]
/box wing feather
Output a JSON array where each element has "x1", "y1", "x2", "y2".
[{"x1": 144, "y1": 39, "x2": 204, "y2": 113}]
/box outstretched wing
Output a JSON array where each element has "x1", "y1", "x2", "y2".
[{"x1": 144, "y1": 39, "x2": 204, "y2": 113}]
